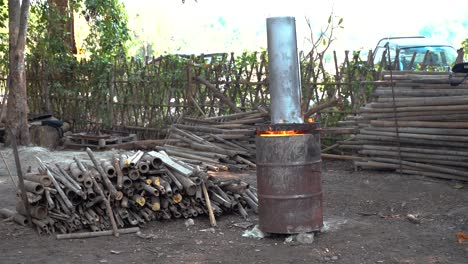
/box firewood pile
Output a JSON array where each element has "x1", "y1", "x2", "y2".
[
  {"x1": 338, "y1": 72, "x2": 468, "y2": 181},
  {"x1": 158, "y1": 107, "x2": 271, "y2": 171},
  {"x1": 1, "y1": 147, "x2": 258, "y2": 236}
]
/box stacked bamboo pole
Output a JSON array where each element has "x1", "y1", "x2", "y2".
[
  {"x1": 339, "y1": 72, "x2": 468, "y2": 181},
  {"x1": 0, "y1": 148, "x2": 258, "y2": 235},
  {"x1": 160, "y1": 107, "x2": 270, "y2": 171}
]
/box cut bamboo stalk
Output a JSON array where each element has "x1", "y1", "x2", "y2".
[
  {"x1": 147, "y1": 151, "x2": 193, "y2": 177},
  {"x1": 370, "y1": 96, "x2": 468, "y2": 108},
  {"x1": 85, "y1": 148, "x2": 118, "y2": 198},
  {"x1": 361, "y1": 144, "x2": 468, "y2": 157},
  {"x1": 55, "y1": 164, "x2": 82, "y2": 191},
  {"x1": 360, "y1": 129, "x2": 468, "y2": 142},
  {"x1": 361, "y1": 104, "x2": 468, "y2": 113},
  {"x1": 201, "y1": 181, "x2": 217, "y2": 227},
  {"x1": 113, "y1": 156, "x2": 124, "y2": 190},
  {"x1": 366, "y1": 126, "x2": 468, "y2": 136},
  {"x1": 355, "y1": 134, "x2": 468, "y2": 148},
  {"x1": 371, "y1": 157, "x2": 468, "y2": 178},
  {"x1": 56, "y1": 227, "x2": 140, "y2": 240},
  {"x1": 322, "y1": 153, "x2": 367, "y2": 161},
  {"x1": 370, "y1": 120, "x2": 468, "y2": 128},
  {"x1": 36, "y1": 158, "x2": 74, "y2": 210},
  {"x1": 359, "y1": 149, "x2": 468, "y2": 162},
  {"x1": 87, "y1": 169, "x2": 119, "y2": 237}
]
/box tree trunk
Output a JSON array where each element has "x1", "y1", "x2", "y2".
[
  {"x1": 7, "y1": 0, "x2": 31, "y2": 145},
  {"x1": 48, "y1": 0, "x2": 77, "y2": 54}
]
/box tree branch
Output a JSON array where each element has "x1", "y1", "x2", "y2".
[{"x1": 17, "y1": 0, "x2": 31, "y2": 50}]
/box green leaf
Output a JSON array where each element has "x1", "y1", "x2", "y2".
[
  {"x1": 338, "y1": 18, "x2": 343, "y2": 25},
  {"x1": 328, "y1": 15, "x2": 331, "y2": 24}
]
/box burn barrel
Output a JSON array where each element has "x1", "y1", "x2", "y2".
[{"x1": 256, "y1": 123, "x2": 323, "y2": 234}]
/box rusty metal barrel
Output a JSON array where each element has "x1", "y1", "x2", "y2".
[{"x1": 256, "y1": 123, "x2": 323, "y2": 234}]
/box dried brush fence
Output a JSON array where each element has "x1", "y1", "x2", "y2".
[
  {"x1": 337, "y1": 71, "x2": 468, "y2": 182},
  {"x1": 20, "y1": 50, "x2": 375, "y2": 142}
]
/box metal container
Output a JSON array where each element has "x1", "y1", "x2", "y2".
[
  {"x1": 266, "y1": 16, "x2": 303, "y2": 124},
  {"x1": 256, "y1": 123, "x2": 323, "y2": 234}
]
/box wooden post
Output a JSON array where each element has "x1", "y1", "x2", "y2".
[
  {"x1": 0, "y1": 151, "x2": 17, "y2": 186},
  {"x1": 8, "y1": 128, "x2": 33, "y2": 227}
]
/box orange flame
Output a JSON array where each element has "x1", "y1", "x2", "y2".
[{"x1": 259, "y1": 130, "x2": 304, "y2": 137}]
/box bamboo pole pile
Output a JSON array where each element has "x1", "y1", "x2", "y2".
[
  {"x1": 1, "y1": 147, "x2": 258, "y2": 235},
  {"x1": 339, "y1": 72, "x2": 468, "y2": 181},
  {"x1": 161, "y1": 107, "x2": 271, "y2": 171}
]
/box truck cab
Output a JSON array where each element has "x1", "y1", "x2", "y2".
[{"x1": 373, "y1": 36, "x2": 458, "y2": 71}]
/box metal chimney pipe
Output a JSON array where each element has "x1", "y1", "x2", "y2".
[{"x1": 267, "y1": 16, "x2": 304, "y2": 124}]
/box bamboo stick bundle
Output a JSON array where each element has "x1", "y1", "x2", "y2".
[
  {"x1": 161, "y1": 108, "x2": 269, "y2": 169},
  {"x1": 3, "y1": 149, "x2": 258, "y2": 236},
  {"x1": 337, "y1": 72, "x2": 468, "y2": 182}
]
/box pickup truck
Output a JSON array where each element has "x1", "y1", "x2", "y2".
[{"x1": 372, "y1": 36, "x2": 458, "y2": 71}]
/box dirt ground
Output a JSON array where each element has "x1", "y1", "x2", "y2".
[{"x1": 0, "y1": 147, "x2": 467, "y2": 264}]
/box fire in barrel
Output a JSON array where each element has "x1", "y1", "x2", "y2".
[
  {"x1": 256, "y1": 123, "x2": 323, "y2": 234},
  {"x1": 255, "y1": 16, "x2": 323, "y2": 234}
]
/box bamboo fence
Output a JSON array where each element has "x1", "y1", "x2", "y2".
[{"x1": 9, "y1": 50, "x2": 375, "y2": 139}]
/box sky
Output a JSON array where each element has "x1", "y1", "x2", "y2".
[{"x1": 122, "y1": 0, "x2": 468, "y2": 57}]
